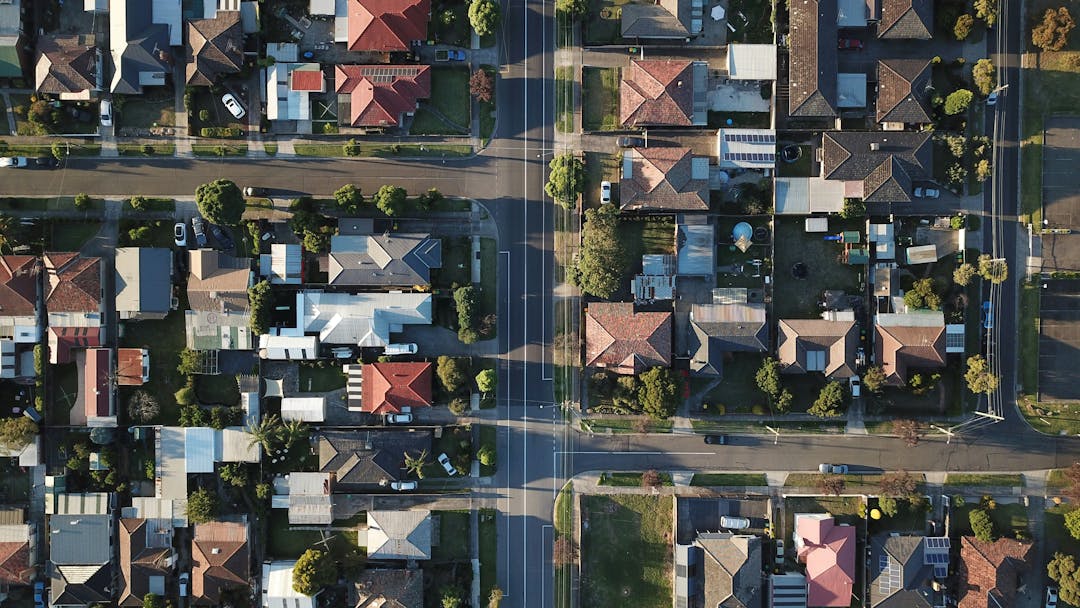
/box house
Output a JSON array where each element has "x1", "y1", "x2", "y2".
[
  {"x1": 0, "y1": 256, "x2": 40, "y2": 378},
  {"x1": 585, "y1": 303, "x2": 672, "y2": 374},
  {"x1": 157, "y1": 427, "x2": 260, "y2": 501},
  {"x1": 688, "y1": 289, "x2": 768, "y2": 377},
  {"x1": 318, "y1": 429, "x2": 433, "y2": 491},
  {"x1": 116, "y1": 247, "x2": 173, "y2": 320},
  {"x1": 275, "y1": 472, "x2": 332, "y2": 525},
  {"x1": 260, "y1": 244, "x2": 303, "y2": 285},
  {"x1": 777, "y1": 317, "x2": 858, "y2": 379},
  {"x1": 0, "y1": 519, "x2": 32, "y2": 587},
  {"x1": 328, "y1": 232, "x2": 442, "y2": 287},
  {"x1": 267, "y1": 63, "x2": 324, "y2": 122},
  {"x1": 345, "y1": 0, "x2": 430, "y2": 51},
  {"x1": 35, "y1": 35, "x2": 101, "y2": 100},
  {"x1": 0, "y1": 0, "x2": 25, "y2": 79},
  {"x1": 956, "y1": 536, "x2": 1032, "y2": 608},
  {"x1": 257, "y1": 334, "x2": 317, "y2": 360},
  {"x1": 620, "y1": 147, "x2": 709, "y2": 212},
  {"x1": 878, "y1": 0, "x2": 933, "y2": 39},
  {"x1": 281, "y1": 397, "x2": 326, "y2": 423},
  {"x1": 727, "y1": 44, "x2": 778, "y2": 81},
  {"x1": 774, "y1": 177, "x2": 847, "y2": 215},
  {"x1": 118, "y1": 518, "x2": 175, "y2": 607},
  {"x1": 788, "y1": 0, "x2": 838, "y2": 118},
  {"x1": 272, "y1": 291, "x2": 431, "y2": 348},
  {"x1": 187, "y1": 250, "x2": 253, "y2": 313},
  {"x1": 620, "y1": 0, "x2": 691, "y2": 40},
  {"x1": 48, "y1": 514, "x2": 113, "y2": 608},
  {"x1": 679, "y1": 532, "x2": 763, "y2": 608},
  {"x1": 718, "y1": 129, "x2": 778, "y2": 170},
  {"x1": 117, "y1": 348, "x2": 150, "y2": 386},
  {"x1": 186, "y1": 11, "x2": 242, "y2": 86},
  {"x1": 361, "y1": 362, "x2": 433, "y2": 414},
  {"x1": 366, "y1": 510, "x2": 432, "y2": 561},
  {"x1": 770, "y1": 573, "x2": 809, "y2": 608},
  {"x1": 794, "y1": 515, "x2": 855, "y2": 608},
  {"x1": 109, "y1": 0, "x2": 173, "y2": 94},
  {"x1": 876, "y1": 59, "x2": 932, "y2": 127},
  {"x1": 620, "y1": 59, "x2": 707, "y2": 127},
  {"x1": 262, "y1": 561, "x2": 315, "y2": 608},
  {"x1": 868, "y1": 535, "x2": 949, "y2": 608},
  {"x1": 80, "y1": 348, "x2": 117, "y2": 427},
  {"x1": 335, "y1": 65, "x2": 432, "y2": 129},
  {"x1": 820, "y1": 132, "x2": 932, "y2": 203},
  {"x1": 874, "y1": 312, "x2": 946, "y2": 386},
  {"x1": 191, "y1": 520, "x2": 249, "y2": 606},
  {"x1": 352, "y1": 569, "x2": 423, "y2": 608},
  {"x1": 44, "y1": 252, "x2": 103, "y2": 365}
]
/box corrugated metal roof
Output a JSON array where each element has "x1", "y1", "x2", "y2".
[
  {"x1": 281, "y1": 398, "x2": 326, "y2": 422},
  {"x1": 49, "y1": 515, "x2": 111, "y2": 565},
  {"x1": 185, "y1": 428, "x2": 216, "y2": 473}
]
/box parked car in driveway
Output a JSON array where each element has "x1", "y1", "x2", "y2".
[
  {"x1": 210, "y1": 224, "x2": 235, "y2": 249},
  {"x1": 618, "y1": 136, "x2": 646, "y2": 148},
  {"x1": 600, "y1": 181, "x2": 612, "y2": 204},
  {"x1": 384, "y1": 413, "x2": 414, "y2": 425},
  {"x1": 99, "y1": 99, "x2": 112, "y2": 126},
  {"x1": 391, "y1": 480, "x2": 418, "y2": 491},
  {"x1": 438, "y1": 452, "x2": 458, "y2": 476},
  {"x1": 191, "y1": 217, "x2": 208, "y2": 247},
  {"x1": 435, "y1": 49, "x2": 465, "y2": 61},
  {"x1": 849, "y1": 375, "x2": 861, "y2": 398},
  {"x1": 721, "y1": 516, "x2": 751, "y2": 530},
  {"x1": 838, "y1": 38, "x2": 863, "y2": 50},
  {"x1": 914, "y1": 186, "x2": 940, "y2": 198},
  {"x1": 818, "y1": 463, "x2": 848, "y2": 474},
  {"x1": 221, "y1": 93, "x2": 246, "y2": 119},
  {"x1": 174, "y1": 223, "x2": 188, "y2": 247},
  {"x1": 179, "y1": 573, "x2": 189, "y2": 597}
]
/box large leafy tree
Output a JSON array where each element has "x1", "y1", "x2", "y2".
[
  {"x1": 437, "y1": 356, "x2": 469, "y2": 394},
  {"x1": 1032, "y1": 7, "x2": 1076, "y2": 51},
  {"x1": 808, "y1": 381, "x2": 844, "y2": 418},
  {"x1": 248, "y1": 280, "x2": 272, "y2": 335},
  {"x1": 965, "y1": 354, "x2": 1000, "y2": 394},
  {"x1": 755, "y1": 357, "x2": 781, "y2": 401},
  {"x1": 972, "y1": 59, "x2": 996, "y2": 95},
  {"x1": 333, "y1": 184, "x2": 364, "y2": 213},
  {"x1": 556, "y1": 0, "x2": 588, "y2": 16},
  {"x1": 863, "y1": 366, "x2": 886, "y2": 393},
  {"x1": 1048, "y1": 552, "x2": 1080, "y2": 606},
  {"x1": 185, "y1": 488, "x2": 219, "y2": 524},
  {"x1": 469, "y1": 69, "x2": 494, "y2": 103},
  {"x1": 373, "y1": 185, "x2": 407, "y2": 216},
  {"x1": 128, "y1": 391, "x2": 160, "y2": 424},
  {"x1": 576, "y1": 204, "x2": 625, "y2": 298},
  {"x1": 944, "y1": 89, "x2": 974, "y2": 115},
  {"x1": 0, "y1": 417, "x2": 37, "y2": 451},
  {"x1": 468, "y1": 0, "x2": 500, "y2": 36},
  {"x1": 974, "y1": 0, "x2": 997, "y2": 25},
  {"x1": 292, "y1": 549, "x2": 338, "y2": 595},
  {"x1": 404, "y1": 449, "x2": 431, "y2": 479},
  {"x1": 195, "y1": 179, "x2": 245, "y2": 226},
  {"x1": 977, "y1": 254, "x2": 1008, "y2": 284},
  {"x1": 544, "y1": 153, "x2": 585, "y2": 208},
  {"x1": 903, "y1": 278, "x2": 941, "y2": 310},
  {"x1": 969, "y1": 508, "x2": 995, "y2": 542},
  {"x1": 476, "y1": 369, "x2": 497, "y2": 393},
  {"x1": 637, "y1": 367, "x2": 680, "y2": 420}
]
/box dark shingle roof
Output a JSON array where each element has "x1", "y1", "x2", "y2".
[
  {"x1": 688, "y1": 303, "x2": 768, "y2": 377},
  {"x1": 118, "y1": 519, "x2": 173, "y2": 607},
  {"x1": 620, "y1": 146, "x2": 709, "y2": 212},
  {"x1": 112, "y1": 0, "x2": 169, "y2": 95},
  {"x1": 329, "y1": 233, "x2": 442, "y2": 286},
  {"x1": 185, "y1": 11, "x2": 243, "y2": 86},
  {"x1": 585, "y1": 303, "x2": 672, "y2": 374},
  {"x1": 878, "y1": 0, "x2": 933, "y2": 39},
  {"x1": 788, "y1": 0, "x2": 838, "y2": 117},
  {"x1": 318, "y1": 430, "x2": 433, "y2": 488},
  {"x1": 821, "y1": 131, "x2": 932, "y2": 202},
  {"x1": 35, "y1": 35, "x2": 98, "y2": 95},
  {"x1": 621, "y1": 2, "x2": 689, "y2": 39},
  {"x1": 876, "y1": 59, "x2": 932, "y2": 124}
]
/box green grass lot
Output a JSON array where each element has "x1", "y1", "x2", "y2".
[
  {"x1": 772, "y1": 216, "x2": 863, "y2": 318},
  {"x1": 191, "y1": 144, "x2": 247, "y2": 157},
  {"x1": 293, "y1": 142, "x2": 473, "y2": 158},
  {"x1": 479, "y1": 237, "x2": 498, "y2": 338},
  {"x1": 267, "y1": 509, "x2": 364, "y2": 560},
  {"x1": 117, "y1": 95, "x2": 176, "y2": 129},
  {"x1": 554, "y1": 483, "x2": 573, "y2": 608},
  {"x1": 48, "y1": 363, "x2": 78, "y2": 425},
  {"x1": 944, "y1": 474, "x2": 1023, "y2": 487},
  {"x1": 556, "y1": 66, "x2": 574, "y2": 133},
  {"x1": 118, "y1": 142, "x2": 176, "y2": 156},
  {"x1": 780, "y1": 496, "x2": 864, "y2": 552},
  {"x1": 690, "y1": 473, "x2": 768, "y2": 487},
  {"x1": 582, "y1": 67, "x2": 621, "y2": 132},
  {"x1": 118, "y1": 307, "x2": 187, "y2": 425},
  {"x1": 581, "y1": 495, "x2": 673, "y2": 608},
  {"x1": 620, "y1": 216, "x2": 676, "y2": 284},
  {"x1": 952, "y1": 502, "x2": 1029, "y2": 538},
  {"x1": 867, "y1": 497, "x2": 929, "y2": 534},
  {"x1": 785, "y1": 473, "x2": 919, "y2": 489},
  {"x1": 727, "y1": 0, "x2": 774, "y2": 43},
  {"x1": 776, "y1": 145, "x2": 813, "y2": 177},
  {"x1": 432, "y1": 510, "x2": 471, "y2": 561},
  {"x1": 1018, "y1": 282, "x2": 1040, "y2": 397},
  {"x1": 697, "y1": 353, "x2": 767, "y2": 414},
  {"x1": 297, "y1": 364, "x2": 346, "y2": 392},
  {"x1": 479, "y1": 508, "x2": 497, "y2": 603},
  {"x1": 411, "y1": 67, "x2": 471, "y2": 135},
  {"x1": 689, "y1": 419, "x2": 847, "y2": 434},
  {"x1": 581, "y1": 418, "x2": 674, "y2": 433},
  {"x1": 118, "y1": 219, "x2": 177, "y2": 248},
  {"x1": 479, "y1": 66, "x2": 497, "y2": 144},
  {"x1": 1044, "y1": 504, "x2": 1080, "y2": 560},
  {"x1": 0, "y1": 141, "x2": 100, "y2": 157},
  {"x1": 478, "y1": 424, "x2": 497, "y2": 476},
  {"x1": 47, "y1": 221, "x2": 101, "y2": 250},
  {"x1": 434, "y1": 236, "x2": 471, "y2": 288},
  {"x1": 195, "y1": 374, "x2": 240, "y2": 406},
  {"x1": 598, "y1": 472, "x2": 673, "y2": 486},
  {"x1": 0, "y1": 467, "x2": 29, "y2": 503}
]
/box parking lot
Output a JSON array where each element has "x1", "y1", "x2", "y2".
[{"x1": 1038, "y1": 281, "x2": 1080, "y2": 401}]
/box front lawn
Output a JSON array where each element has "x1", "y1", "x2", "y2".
[
  {"x1": 298, "y1": 364, "x2": 346, "y2": 392},
  {"x1": 117, "y1": 94, "x2": 176, "y2": 130},
  {"x1": 772, "y1": 216, "x2": 863, "y2": 318},
  {"x1": 118, "y1": 219, "x2": 177, "y2": 248},
  {"x1": 781, "y1": 496, "x2": 864, "y2": 544},
  {"x1": 412, "y1": 67, "x2": 470, "y2": 135},
  {"x1": 690, "y1": 473, "x2": 768, "y2": 486},
  {"x1": 698, "y1": 353, "x2": 767, "y2": 414},
  {"x1": 1044, "y1": 504, "x2": 1080, "y2": 559},
  {"x1": 432, "y1": 510, "x2": 471, "y2": 561},
  {"x1": 433, "y1": 236, "x2": 471, "y2": 289},
  {"x1": 944, "y1": 474, "x2": 1023, "y2": 487},
  {"x1": 952, "y1": 502, "x2": 1029, "y2": 538},
  {"x1": 429, "y1": 0, "x2": 471, "y2": 46},
  {"x1": 581, "y1": 494, "x2": 673, "y2": 608},
  {"x1": 619, "y1": 216, "x2": 676, "y2": 284},
  {"x1": 598, "y1": 472, "x2": 673, "y2": 486},
  {"x1": 583, "y1": 151, "x2": 621, "y2": 208},
  {"x1": 582, "y1": 67, "x2": 620, "y2": 132},
  {"x1": 47, "y1": 220, "x2": 101, "y2": 250},
  {"x1": 727, "y1": 0, "x2": 774, "y2": 43}
]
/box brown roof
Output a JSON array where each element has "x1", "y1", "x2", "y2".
[
  {"x1": 957, "y1": 536, "x2": 1032, "y2": 608},
  {"x1": 44, "y1": 252, "x2": 101, "y2": 314},
  {"x1": 118, "y1": 519, "x2": 173, "y2": 607},
  {"x1": 361, "y1": 362, "x2": 433, "y2": 414},
  {"x1": 187, "y1": 250, "x2": 251, "y2": 313},
  {"x1": 191, "y1": 521, "x2": 249, "y2": 606},
  {"x1": 875, "y1": 322, "x2": 945, "y2": 385},
  {"x1": 185, "y1": 12, "x2": 243, "y2": 86},
  {"x1": 788, "y1": 0, "x2": 838, "y2": 117},
  {"x1": 335, "y1": 64, "x2": 431, "y2": 128},
  {"x1": 0, "y1": 539, "x2": 31, "y2": 586},
  {"x1": 35, "y1": 35, "x2": 98, "y2": 95},
  {"x1": 876, "y1": 59, "x2": 932, "y2": 124},
  {"x1": 878, "y1": 0, "x2": 933, "y2": 39},
  {"x1": 48, "y1": 326, "x2": 101, "y2": 364},
  {"x1": 620, "y1": 60, "x2": 696, "y2": 127},
  {"x1": 117, "y1": 348, "x2": 147, "y2": 386},
  {"x1": 83, "y1": 348, "x2": 111, "y2": 419},
  {"x1": 620, "y1": 147, "x2": 709, "y2": 212},
  {"x1": 353, "y1": 569, "x2": 424, "y2": 608},
  {"x1": 777, "y1": 318, "x2": 858, "y2": 379},
  {"x1": 585, "y1": 302, "x2": 672, "y2": 374},
  {"x1": 0, "y1": 256, "x2": 40, "y2": 317},
  {"x1": 347, "y1": 0, "x2": 431, "y2": 52}
]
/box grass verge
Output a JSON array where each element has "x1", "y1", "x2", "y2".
[
  {"x1": 598, "y1": 472, "x2": 673, "y2": 487},
  {"x1": 690, "y1": 473, "x2": 768, "y2": 486},
  {"x1": 479, "y1": 508, "x2": 497, "y2": 604},
  {"x1": 581, "y1": 418, "x2": 674, "y2": 433},
  {"x1": 944, "y1": 474, "x2": 1024, "y2": 487},
  {"x1": 556, "y1": 66, "x2": 574, "y2": 133}
]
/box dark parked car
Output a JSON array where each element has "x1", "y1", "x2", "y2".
[
  {"x1": 210, "y1": 224, "x2": 235, "y2": 250},
  {"x1": 703, "y1": 434, "x2": 728, "y2": 445},
  {"x1": 618, "y1": 136, "x2": 646, "y2": 148},
  {"x1": 838, "y1": 38, "x2": 864, "y2": 50},
  {"x1": 33, "y1": 157, "x2": 59, "y2": 169},
  {"x1": 191, "y1": 217, "x2": 208, "y2": 248}
]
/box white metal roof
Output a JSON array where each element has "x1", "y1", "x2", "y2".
[
  {"x1": 727, "y1": 44, "x2": 777, "y2": 80},
  {"x1": 220, "y1": 427, "x2": 261, "y2": 463},
  {"x1": 775, "y1": 178, "x2": 845, "y2": 215},
  {"x1": 905, "y1": 244, "x2": 938, "y2": 265},
  {"x1": 309, "y1": 0, "x2": 335, "y2": 15},
  {"x1": 262, "y1": 561, "x2": 316, "y2": 608},
  {"x1": 185, "y1": 427, "x2": 216, "y2": 473},
  {"x1": 258, "y1": 334, "x2": 319, "y2": 360},
  {"x1": 281, "y1": 397, "x2": 326, "y2": 422}
]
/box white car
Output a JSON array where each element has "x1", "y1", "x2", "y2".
[
  {"x1": 173, "y1": 222, "x2": 188, "y2": 247},
  {"x1": 849, "y1": 375, "x2": 861, "y2": 398},
  {"x1": 438, "y1": 452, "x2": 458, "y2": 476},
  {"x1": 913, "y1": 186, "x2": 940, "y2": 199},
  {"x1": 600, "y1": 181, "x2": 612, "y2": 204},
  {"x1": 775, "y1": 540, "x2": 785, "y2": 564},
  {"x1": 179, "y1": 572, "x2": 189, "y2": 597},
  {"x1": 222, "y1": 93, "x2": 246, "y2": 119},
  {"x1": 384, "y1": 413, "x2": 414, "y2": 425},
  {"x1": 0, "y1": 156, "x2": 28, "y2": 168},
  {"x1": 99, "y1": 99, "x2": 112, "y2": 127},
  {"x1": 384, "y1": 343, "x2": 418, "y2": 355},
  {"x1": 818, "y1": 463, "x2": 849, "y2": 474},
  {"x1": 391, "y1": 480, "x2": 418, "y2": 491},
  {"x1": 1046, "y1": 588, "x2": 1058, "y2": 608}
]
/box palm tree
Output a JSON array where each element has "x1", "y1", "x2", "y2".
[
  {"x1": 281, "y1": 418, "x2": 309, "y2": 449},
  {"x1": 246, "y1": 414, "x2": 282, "y2": 453},
  {"x1": 404, "y1": 449, "x2": 431, "y2": 479}
]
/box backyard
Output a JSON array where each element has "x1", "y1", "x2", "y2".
[
  {"x1": 195, "y1": 374, "x2": 240, "y2": 406},
  {"x1": 581, "y1": 494, "x2": 673, "y2": 608},
  {"x1": 411, "y1": 67, "x2": 471, "y2": 135},
  {"x1": 582, "y1": 67, "x2": 620, "y2": 132},
  {"x1": 772, "y1": 216, "x2": 863, "y2": 318},
  {"x1": 48, "y1": 363, "x2": 78, "y2": 426},
  {"x1": 297, "y1": 364, "x2": 346, "y2": 392},
  {"x1": 781, "y1": 496, "x2": 864, "y2": 543},
  {"x1": 118, "y1": 309, "x2": 187, "y2": 425},
  {"x1": 619, "y1": 216, "x2": 676, "y2": 279}
]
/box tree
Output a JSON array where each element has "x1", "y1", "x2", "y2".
[
  {"x1": 965, "y1": 354, "x2": 1000, "y2": 394},
  {"x1": 944, "y1": 89, "x2": 974, "y2": 115},
  {"x1": 818, "y1": 475, "x2": 846, "y2": 496},
  {"x1": 576, "y1": 204, "x2": 625, "y2": 298},
  {"x1": 476, "y1": 369, "x2": 497, "y2": 393},
  {"x1": 404, "y1": 449, "x2": 431, "y2": 479},
  {"x1": 775, "y1": 389, "x2": 794, "y2": 414},
  {"x1": 556, "y1": 0, "x2": 588, "y2": 16},
  {"x1": 944, "y1": 134, "x2": 967, "y2": 158},
  {"x1": 893, "y1": 419, "x2": 922, "y2": 447},
  {"x1": 553, "y1": 537, "x2": 576, "y2": 565},
  {"x1": 177, "y1": 348, "x2": 202, "y2": 375},
  {"x1": 417, "y1": 187, "x2": 444, "y2": 210},
  {"x1": 637, "y1": 367, "x2": 680, "y2": 419},
  {"x1": 0, "y1": 417, "x2": 37, "y2": 450},
  {"x1": 256, "y1": 482, "x2": 272, "y2": 500},
  {"x1": 878, "y1": 496, "x2": 900, "y2": 517},
  {"x1": 174, "y1": 385, "x2": 196, "y2": 407},
  {"x1": 246, "y1": 414, "x2": 283, "y2": 453},
  {"x1": 1032, "y1": 7, "x2": 1075, "y2": 51},
  {"x1": 248, "y1": 280, "x2": 272, "y2": 336},
  {"x1": 448, "y1": 397, "x2": 469, "y2": 416},
  {"x1": 973, "y1": 59, "x2": 996, "y2": 95},
  {"x1": 437, "y1": 356, "x2": 469, "y2": 393},
  {"x1": 333, "y1": 184, "x2": 363, "y2": 212},
  {"x1": 440, "y1": 586, "x2": 465, "y2": 608},
  {"x1": 52, "y1": 141, "x2": 66, "y2": 161},
  {"x1": 454, "y1": 285, "x2": 477, "y2": 341},
  {"x1": 128, "y1": 390, "x2": 160, "y2": 423},
  {"x1": 954, "y1": 263, "x2": 978, "y2": 286},
  {"x1": 839, "y1": 198, "x2": 865, "y2": 219},
  {"x1": 1065, "y1": 509, "x2": 1080, "y2": 540},
  {"x1": 468, "y1": 0, "x2": 500, "y2": 36},
  {"x1": 808, "y1": 381, "x2": 844, "y2": 418},
  {"x1": 545, "y1": 153, "x2": 585, "y2": 208},
  {"x1": 975, "y1": 159, "x2": 992, "y2": 182},
  {"x1": 143, "y1": 593, "x2": 164, "y2": 608},
  {"x1": 879, "y1": 470, "x2": 919, "y2": 498},
  {"x1": 1048, "y1": 552, "x2": 1080, "y2": 606},
  {"x1": 977, "y1": 254, "x2": 1008, "y2": 284},
  {"x1": 470, "y1": 68, "x2": 494, "y2": 103},
  {"x1": 755, "y1": 357, "x2": 782, "y2": 401},
  {"x1": 292, "y1": 549, "x2": 337, "y2": 595},
  {"x1": 195, "y1": 179, "x2": 245, "y2": 225},
  {"x1": 129, "y1": 195, "x2": 148, "y2": 211},
  {"x1": 478, "y1": 444, "x2": 496, "y2": 467},
  {"x1": 641, "y1": 469, "x2": 662, "y2": 488},
  {"x1": 954, "y1": 13, "x2": 975, "y2": 39},
  {"x1": 185, "y1": 488, "x2": 218, "y2": 524},
  {"x1": 488, "y1": 586, "x2": 505, "y2": 608},
  {"x1": 863, "y1": 366, "x2": 886, "y2": 393},
  {"x1": 73, "y1": 193, "x2": 91, "y2": 210},
  {"x1": 218, "y1": 463, "x2": 249, "y2": 488},
  {"x1": 373, "y1": 184, "x2": 407, "y2": 216},
  {"x1": 969, "y1": 508, "x2": 996, "y2": 542},
  {"x1": 974, "y1": 0, "x2": 997, "y2": 26},
  {"x1": 903, "y1": 278, "x2": 941, "y2": 310}
]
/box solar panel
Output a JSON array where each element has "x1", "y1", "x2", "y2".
[
  {"x1": 934, "y1": 565, "x2": 948, "y2": 578},
  {"x1": 926, "y1": 537, "x2": 950, "y2": 549},
  {"x1": 877, "y1": 554, "x2": 901, "y2": 596}
]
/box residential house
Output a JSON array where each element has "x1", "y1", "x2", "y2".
[
  {"x1": 956, "y1": 536, "x2": 1032, "y2": 608},
  {"x1": 318, "y1": 429, "x2": 433, "y2": 492},
  {"x1": 717, "y1": 128, "x2": 778, "y2": 170},
  {"x1": 266, "y1": 63, "x2": 324, "y2": 122},
  {"x1": 0, "y1": 0, "x2": 25, "y2": 79},
  {"x1": 0, "y1": 517, "x2": 32, "y2": 587},
  {"x1": 185, "y1": 10, "x2": 243, "y2": 86},
  {"x1": 118, "y1": 518, "x2": 175, "y2": 607},
  {"x1": 35, "y1": 35, "x2": 101, "y2": 100},
  {"x1": 186, "y1": 249, "x2": 253, "y2": 313},
  {"x1": 820, "y1": 131, "x2": 932, "y2": 203},
  {"x1": 44, "y1": 252, "x2": 103, "y2": 364},
  {"x1": 335, "y1": 65, "x2": 432, "y2": 129},
  {"x1": 620, "y1": 146, "x2": 709, "y2": 212},
  {"x1": 260, "y1": 244, "x2": 303, "y2": 285},
  {"x1": 352, "y1": 569, "x2": 423, "y2": 608},
  {"x1": 620, "y1": 59, "x2": 707, "y2": 127},
  {"x1": 157, "y1": 427, "x2": 260, "y2": 502},
  {"x1": 876, "y1": 59, "x2": 932, "y2": 128},
  {"x1": 116, "y1": 247, "x2": 173, "y2": 320},
  {"x1": 727, "y1": 44, "x2": 778, "y2": 81},
  {"x1": 262, "y1": 561, "x2": 315, "y2": 608},
  {"x1": 585, "y1": 302, "x2": 672, "y2": 374},
  {"x1": 794, "y1": 515, "x2": 855, "y2": 608},
  {"x1": 366, "y1": 510, "x2": 432, "y2": 561},
  {"x1": 620, "y1": 0, "x2": 692, "y2": 41},
  {"x1": 48, "y1": 514, "x2": 113, "y2": 608},
  {"x1": 874, "y1": 312, "x2": 946, "y2": 386},
  {"x1": 788, "y1": 0, "x2": 838, "y2": 118},
  {"x1": 345, "y1": 0, "x2": 430, "y2": 51},
  {"x1": 361, "y1": 362, "x2": 433, "y2": 414},
  {"x1": 116, "y1": 348, "x2": 150, "y2": 386},
  {"x1": 0, "y1": 256, "x2": 40, "y2": 378},
  {"x1": 266, "y1": 291, "x2": 431, "y2": 349},
  {"x1": 868, "y1": 535, "x2": 949, "y2": 608},
  {"x1": 678, "y1": 532, "x2": 763, "y2": 608},
  {"x1": 109, "y1": 0, "x2": 173, "y2": 94},
  {"x1": 328, "y1": 231, "x2": 442, "y2": 287},
  {"x1": 80, "y1": 348, "x2": 117, "y2": 427},
  {"x1": 777, "y1": 317, "x2": 858, "y2": 379},
  {"x1": 688, "y1": 289, "x2": 768, "y2": 377},
  {"x1": 274, "y1": 472, "x2": 332, "y2": 525},
  {"x1": 191, "y1": 520, "x2": 250, "y2": 606},
  {"x1": 878, "y1": 0, "x2": 933, "y2": 39}
]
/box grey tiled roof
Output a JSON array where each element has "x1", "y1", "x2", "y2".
[
  {"x1": 318, "y1": 430, "x2": 432, "y2": 489},
  {"x1": 696, "y1": 533, "x2": 763, "y2": 608},
  {"x1": 328, "y1": 233, "x2": 442, "y2": 287},
  {"x1": 621, "y1": 2, "x2": 689, "y2": 39},
  {"x1": 878, "y1": 0, "x2": 933, "y2": 39},
  {"x1": 876, "y1": 59, "x2": 932, "y2": 124},
  {"x1": 112, "y1": 0, "x2": 169, "y2": 95},
  {"x1": 688, "y1": 303, "x2": 768, "y2": 377},
  {"x1": 49, "y1": 515, "x2": 111, "y2": 565},
  {"x1": 788, "y1": 0, "x2": 838, "y2": 117},
  {"x1": 821, "y1": 131, "x2": 932, "y2": 203}
]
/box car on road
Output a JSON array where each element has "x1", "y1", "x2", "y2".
[
  {"x1": 33, "y1": 157, "x2": 59, "y2": 169},
  {"x1": 243, "y1": 186, "x2": 268, "y2": 197},
  {"x1": 819, "y1": 463, "x2": 848, "y2": 474},
  {"x1": 33, "y1": 582, "x2": 44, "y2": 608},
  {"x1": 391, "y1": 480, "x2": 418, "y2": 491},
  {"x1": 191, "y1": 217, "x2": 208, "y2": 248},
  {"x1": 914, "y1": 186, "x2": 940, "y2": 199},
  {"x1": 981, "y1": 301, "x2": 993, "y2": 330},
  {"x1": 384, "y1": 413, "x2": 414, "y2": 425},
  {"x1": 618, "y1": 136, "x2": 646, "y2": 148},
  {"x1": 838, "y1": 38, "x2": 863, "y2": 50},
  {"x1": 222, "y1": 93, "x2": 246, "y2": 119},
  {"x1": 703, "y1": 434, "x2": 727, "y2": 445},
  {"x1": 987, "y1": 91, "x2": 999, "y2": 106},
  {"x1": 174, "y1": 223, "x2": 188, "y2": 247},
  {"x1": 179, "y1": 573, "x2": 189, "y2": 597},
  {"x1": 0, "y1": 156, "x2": 28, "y2": 168},
  {"x1": 1046, "y1": 587, "x2": 1058, "y2": 608},
  {"x1": 99, "y1": 99, "x2": 112, "y2": 126},
  {"x1": 849, "y1": 375, "x2": 861, "y2": 398},
  {"x1": 720, "y1": 515, "x2": 751, "y2": 530},
  {"x1": 600, "y1": 180, "x2": 612, "y2": 204},
  {"x1": 210, "y1": 224, "x2": 235, "y2": 250},
  {"x1": 438, "y1": 452, "x2": 458, "y2": 476}
]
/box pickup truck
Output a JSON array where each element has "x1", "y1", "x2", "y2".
[{"x1": 435, "y1": 49, "x2": 465, "y2": 61}]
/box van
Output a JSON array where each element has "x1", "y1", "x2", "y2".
[{"x1": 721, "y1": 515, "x2": 750, "y2": 530}]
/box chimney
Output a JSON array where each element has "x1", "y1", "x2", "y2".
[
  {"x1": 870, "y1": 143, "x2": 880, "y2": 151},
  {"x1": 211, "y1": 547, "x2": 221, "y2": 555}
]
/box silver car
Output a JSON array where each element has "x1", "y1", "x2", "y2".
[{"x1": 438, "y1": 452, "x2": 458, "y2": 476}]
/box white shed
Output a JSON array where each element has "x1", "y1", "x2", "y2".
[{"x1": 281, "y1": 397, "x2": 326, "y2": 423}]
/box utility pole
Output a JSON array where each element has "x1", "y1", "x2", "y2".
[{"x1": 764, "y1": 426, "x2": 780, "y2": 445}]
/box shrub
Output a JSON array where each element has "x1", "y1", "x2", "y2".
[
  {"x1": 128, "y1": 195, "x2": 147, "y2": 211},
  {"x1": 449, "y1": 397, "x2": 469, "y2": 416},
  {"x1": 343, "y1": 138, "x2": 362, "y2": 156},
  {"x1": 944, "y1": 89, "x2": 974, "y2": 115},
  {"x1": 174, "y1": 385, "x2": 196, "y2": 406},
  {"x1": 954, "y1": 13, "x2": 975, "y2": 40},
  {"x1": 972, "y1": 59, "x2": 996, "y2": 95},
  {"x1": 198, "y1": 109, "x2": 209, "y2": 121},
  {"x1": 969, "y1": 508, "x2": 995, "y2": 541},
  {"x1": 73, "y1": 193, "x2": 91, "y2": 210},
  {"x1": 322, "y1": 122, "x2": 339, "y2": 134},
  {"x1": 199, "y1": 127, "x2": 242, "y2": 138}
]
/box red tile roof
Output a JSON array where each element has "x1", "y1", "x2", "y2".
[
  {"x1": 348, "y1": 0, "x2": 430, "y2": 51},
  {"x1": 0, "y1": 540, "x2": 31, "y2": 585},
  {"x1": 585, "y1": 302, "x2": 672, "y2": 374},
  {"x1": 957, "y1": 536, "x2": 1033, "y2": 608},
  {"x1": 875, "y1": 323, "x2": 946, "y2": 386},
  {"x1": 48, "y1": 326, "x2": 101, "y2": 364},
  {"x1": 361, "y1": 362, "x2": 433, "y2": 414},
  {"x1": 0, "y1": 256, "x2": 40, "y2": 317},
  {"x1": 117, "y1": 348, "x2": 147, "y2": 386},
  {"x1": 44, "y1": 252, "x2": 101, "y2": 313},
  {"x1": 620, "y1": 60, "x2": 696, "y2": 127},
  {"x1": 796, "y1": 517, "x2": 856, "y2": 607},
  {"x1": 620, "y1": 146, "x2": 709, "y2": 211},
  {"x1": 83, "y1": 348, "x2": 111, "y2": 419},
  {"x1": 191, "y1": 521, "x2": 249, "y2": 605},
  {"x1": 290, "y1": 68, "x2": 324, "y2": 92},
  {"x1": 335, "y1": 65, "x2": 432, "y2": 128}
]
